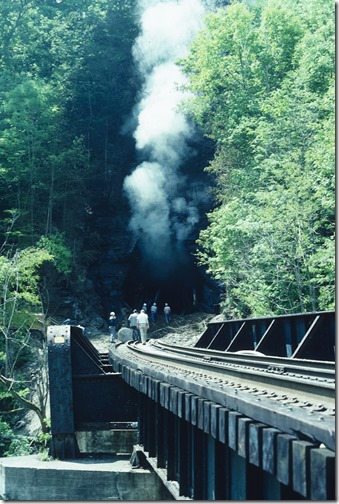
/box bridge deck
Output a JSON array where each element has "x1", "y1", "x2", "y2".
[{"x1": 109, "y1": 333, "x2": 335, "y2": 500}]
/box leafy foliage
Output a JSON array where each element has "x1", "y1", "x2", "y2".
[
  {"x1": 181, "y1": 0, "x2": 334, "y2": 316},
  {"x1": 37, "y1": 233, "x2": 72, "y2": 275},
  {"x1": 0, "y1": 0, "x2": 139, "y2": 453}
]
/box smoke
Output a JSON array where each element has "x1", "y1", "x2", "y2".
[
  {"x1": 132, "y1": 0, "x2": 205, "y2": 73},
  {"x1": 123, "y1": 0, "x2": 208, "y2": 264},
  {"x1": 134, "y1": 63, "x2": 191, "y2": 163}
]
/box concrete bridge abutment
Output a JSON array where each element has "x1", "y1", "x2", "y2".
[{"x1": 0, "y1": 454, "x2": 174, "y2": 501}]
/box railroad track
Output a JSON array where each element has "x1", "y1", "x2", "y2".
[
  {"x1": 111, "y1": 339, "x2": 335, "y2": 450},
  {"x1": 125, "y1": 339, "x2": 335, "y2": 408}
]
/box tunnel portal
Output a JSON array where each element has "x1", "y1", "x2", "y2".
[{"x1": 123, "y1": 241, "x2": 204, "y2": 314}]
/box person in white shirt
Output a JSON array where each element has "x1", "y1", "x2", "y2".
[
  {"x1": 137, "y1": 309, "x2": 149, "y2": 344},
  {"x1": 164, "y1": 303, "x2": 171, "y2": 324},
  {"x1": 128, "y1": 309, "x2": 139, "y2": 341}
]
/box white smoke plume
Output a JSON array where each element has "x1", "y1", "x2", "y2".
[{"x1": 123, "y1": 0, "x2": 208, "y2": 261}]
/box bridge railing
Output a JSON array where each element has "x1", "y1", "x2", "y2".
[{"x1": 195, "y1": 311, "x2": 335, "y2": 361}]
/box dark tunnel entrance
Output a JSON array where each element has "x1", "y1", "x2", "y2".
[{"x1": 123, "y1": 241, "x2": 204, "y2": 314}]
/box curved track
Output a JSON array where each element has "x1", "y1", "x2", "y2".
[{"x1": 124, "y1": 339, "x2": 335, "y2": 413}]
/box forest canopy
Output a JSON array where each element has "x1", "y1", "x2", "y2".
[{"x1": 180, "y1": 0, "x2": 334, "y2": 317}]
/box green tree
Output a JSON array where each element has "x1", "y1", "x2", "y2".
[
  {"x1": 0, "y1": 78, "x2": 90, "y2": 243},
  {"x1": 0, "y1": 0, "x2": 138, "y2": 261},
  {"x1": 182, "y1": 0, "x2": 334, "y2": 316},
  {"x1": 0, "y1": 246, "x2": 55, "y2": 433}
]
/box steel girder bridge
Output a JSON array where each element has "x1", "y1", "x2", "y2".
[{"x1": 47, "y1": 310, "x2": 335, "y2": 500}]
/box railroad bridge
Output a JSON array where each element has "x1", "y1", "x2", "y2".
[{"x1": 46, "y1": 311, "x2": 335, "y2": 500}]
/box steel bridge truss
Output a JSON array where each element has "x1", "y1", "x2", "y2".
[{"x1": 195, "y1": 311, "x2": 335, "y2": 361}]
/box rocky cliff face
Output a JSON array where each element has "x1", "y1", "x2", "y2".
[{"x1": 83, "y1": 150, "x2": 221, "y2": 321}]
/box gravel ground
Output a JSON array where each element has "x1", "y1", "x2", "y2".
[
  {"x1": 89, "y1": 312, "x2": 215, "y2": 352},
  {"x1": 150, "y1": 312, "x2": 214, "y2": 347}
]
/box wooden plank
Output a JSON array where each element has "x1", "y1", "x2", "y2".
[
  {"x1": 191, "y1": 395, "x2": 198, "y2": 426},
  {"x1": 210, "y1": 403, "x2": 221, "y2": 440},
  {"x1": 167, "y1": 411, "x2": 177, "y2": 481},
  {"x1": 136, "y1": 371, "x2": 143, "y2": 392},
  {"x1": 206, "y1": 436, "x2": 216, "y2": 499},
  {"x1": 156, "y1": 406, "x2": 166, "y2": 468},
  {"x1": 153, "y1": 379, "x2": 160, "y2": 402},
  {"x1": 193, "y1": 427, "x2": 206, "y2": 499},
  {"x1": 128, "y1": 368, "x2": 134, "y2": 388},
  {"x1": 146, "y1": 376, "x2": 152, "y2": 398},
  {"x1": 228, "y1": 411, "x2": 242, "y2": 451},
  {"x1": 262, "y1": 428, "x2": 280, "y2": 474},
  {"x1": 146, "y1": 376, "x2": 151, "y2": 395},
  {"x1": 148, "y1": 397, "x2": 156, "y2": 457},
  {"x1": 134, "y1": 370, "x2": 141, "y2": 391},
  {"x1": 122, "y1": 366, "x2": 129, "y2": 383},
  {"x1": 237, "y1": 417, "x2": 252, "y2": 459},
  {"x1": 170, "y1": 387, "x2": 178, "y2": 414},
  {"x1": 230, "y1": 450, "x2": 246, "y2": 499},
  {"x1": 140, "y1": 395, "x2": 147, "y2": 448},
  {"x1": 177, "y1": 389, "x2": 185, "y2": 419},
  {"x1": 249, "y1": 423, "x2": 266, "y2": 467},
  {"x1": 130, "y1": 369, "x2": 137, "y2": 389},
  {"x1": 276, "y1": 433, "x2": 297, "y2": 486},
  {"x1": 203, "y1": 401, "x2": 214, "y2": 435},
  {"x1": 310, "y1": 448, "x2": 335, "y2": 500},
  {"x1": 160, "y1": 382, "x2": 170, "y2": 409},
  {"x1": 140, "y1": 374, "x2": 146, "y2": 394},
  {"x1": 184, "y1": 393, "x2": 193, "y2": 422},
  {"x1": 178, "y1": 418, "x2": 190, "y2": 497},
  {"x1": 197, "y1": 398, "x2": 205, "y2": 430},
  {"x1": 218, "y1": 407, "x2": 229, "y2": 444},
  {"x1": 215, "y1": 439, "x2": 230, "y2": 499},
  {"x1": 292, "y1": 440, "x2": 314, "y2": 498}
]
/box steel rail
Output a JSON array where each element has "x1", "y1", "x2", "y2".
[
  {"x1": 111, "y1": 341, "x2": 335, "y2": 451},
  {"x1": 149, "y1": 339, "x2": 335, "y2": 378},
  {"x1": 124, "y1": 340, "x2": 335, "y2": 410}
]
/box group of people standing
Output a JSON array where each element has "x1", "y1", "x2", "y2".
[{"x1": 108, "y1": 302, "x2": 172, "y2": 345}]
